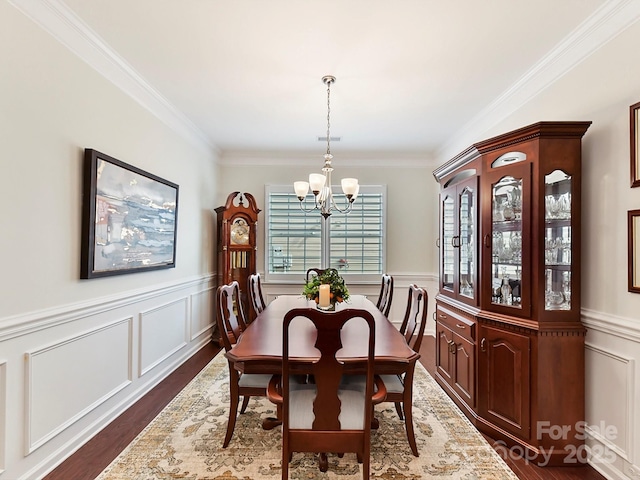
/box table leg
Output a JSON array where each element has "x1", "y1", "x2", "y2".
[
  {"x1": 262, "y1": 403, "x2": 282, "y2": 430},
  {"x1": 318, "y1": 453, "x2": 328, "y2": 472}
]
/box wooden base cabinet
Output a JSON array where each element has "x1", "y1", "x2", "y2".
[
  {"x1": 433, "y1": 122, "x2": 591, "y2": 467},
  {"x1": 477, "y1": 322, "x2": 531, "y2": 441},
  {"x1": 435, "y1": 304, "x2": 476, "y2": 408}
]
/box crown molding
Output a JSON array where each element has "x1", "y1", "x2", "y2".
[
  {"x1": 439, "y1": 0, "x2": 640, "y2": 160},
  {"x1": 8, "y1": 0, "x2": 216, "y2": 155},
  {"x1": 219, "y1": 151, "x2": 437, "y2": 168}
]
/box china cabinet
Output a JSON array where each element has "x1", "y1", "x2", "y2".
[{"x1": 433, "y1": 121, "x2": 591, "y2": 466}]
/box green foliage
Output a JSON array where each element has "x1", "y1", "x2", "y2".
[{"x1": 303, "y1": 269, "x2": 350, "y2": 302}]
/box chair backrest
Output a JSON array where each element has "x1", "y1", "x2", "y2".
[
  {"x1": 216, "y1": 281, "x2": 248, "y2": 352},
  {"x1": 247, "y1": 273, "x2": 267, "y2": 316},
  {"x1": 398, "y1": 284, "x2": 429, "y2": 353},
  {"x1": 282, "y1": 308, "x2": 376, "y2": 432},
  {"x1": 305, "y1": 267, "x2": 339, "y2": 283},
  {"x1": 376, "y1": 274, "x2": 394, "y2": 317}
]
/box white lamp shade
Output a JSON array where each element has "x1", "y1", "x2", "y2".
[
  {"x1": 341, "y1": 178, "x2": 359, "y2": 196},
  {"x1": 351, "y1": 183, "x2": 360, "y2": 201},
  {"x1": 294, "y1": 181, "x2": 309, "y2": 198},
  {"x1": 309, "y1": 173, "x2": 326, "y2": 192}
]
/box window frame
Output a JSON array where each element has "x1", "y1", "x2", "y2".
[{"x1": 264, "y1": 184, "x2": 387, "y2": 283}]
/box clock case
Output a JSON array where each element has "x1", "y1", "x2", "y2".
[{"x1": 215, "y1": 192, "x2": 261, "y2": 338}]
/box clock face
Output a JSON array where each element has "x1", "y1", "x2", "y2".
[{"x1": 230, "y1": 217, "x2": 250, "y2": 245}]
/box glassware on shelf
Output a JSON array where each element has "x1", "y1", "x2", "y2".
[
  {"x1": 501, "y1": 277, "x2": 512, "y2": 305},
  {"x1": 493, "y1": 197, "x2": 505, "y2": 222},
  {"x1": 502, "y1": 201, "x2": 515, "y2": 221},
  {"x1": 510, "y1": 232, "x2": 522, "y2": 263}
]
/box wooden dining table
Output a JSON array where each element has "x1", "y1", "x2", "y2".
[
  {"x1": 226, "y1": 294, "x2": 419, "y2": 376},
  {"x1": 226, "y1": 294, "x2": 419, "y2": 469}
]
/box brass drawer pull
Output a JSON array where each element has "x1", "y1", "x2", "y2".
[{"x1": 455, "y1": 323, "x2": 466, "y2": 329}]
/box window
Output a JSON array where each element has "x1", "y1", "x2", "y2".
[{"x1": 265, "y1": 185, "x2": 386, "y2": 282}]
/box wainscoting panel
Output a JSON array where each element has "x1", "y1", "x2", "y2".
[
  {"x1": 190, "y1": 287, "x2": 214, "y2": 341},
  {"x1": 585, "y1": 343, "x2": 634, "y2": 461},
  {"x1": 583, "y1": 309, "x2": 640, "y2": 480},
  {"x1": 139, "y1": 298, "x2": 189, "y2": 377},
  {"x1": 0, "y1": 359, "x2": 6, "y2": 475},
  {"x1": 0, "y1": 275, "x2": 214, "y2": 480},
  {"x1": 24, "y1": 318, "x2": 133, "y2": 454}
]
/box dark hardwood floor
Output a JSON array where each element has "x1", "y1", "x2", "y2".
[{"x1": 45, "y1": 337, "x2": 606, "y2": 480}]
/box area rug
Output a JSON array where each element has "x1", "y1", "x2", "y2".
[{"x1": 97, "y1": 353, "x2": 518, "y2": 479}]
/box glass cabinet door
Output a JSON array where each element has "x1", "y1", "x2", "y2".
[
  {"x1": 490, "y1": 175, "x2": 523, "y2": 309},
  {"x1": 544, "y1": 170, "x2": 572, "y2": 310},
  {"x1": 441, "y1": 193, "x2": 455, "y2": 292},
  {"x1": 459, "y1": 186, "x2": 475, "y2": 299}
]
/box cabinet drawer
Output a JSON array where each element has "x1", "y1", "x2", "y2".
[{"x1": 436, "y1": 306, "x2": 476, "y2": 342}]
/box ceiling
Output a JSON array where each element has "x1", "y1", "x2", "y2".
[{"x1": 15, "y1": 0, "x2": 634, "y2": 158}]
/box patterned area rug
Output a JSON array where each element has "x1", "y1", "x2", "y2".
[{"x1": 97, "y1": 353, "x2": 518, "y2": 479}]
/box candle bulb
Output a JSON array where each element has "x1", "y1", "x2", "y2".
[{"x1": 319, "y1": 284, "x2": 330, "y2": 307}]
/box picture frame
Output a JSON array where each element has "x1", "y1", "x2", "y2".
[
  {"x1": 630, "y1": 101, "x2": 640, "y2": 187},
  {"x1": 81, "y1": 149, "x2": 179, "y2": 279},
  {"x1": 628, "y1": 209, "x2": 640, "y2": 293}
]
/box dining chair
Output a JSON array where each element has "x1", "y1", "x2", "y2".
[
  {"x1": 379, "y1": 284, "x2": 428, "y2": 456},
  {"x1": 248, "y1": 272, "x2": 267, "y2": 320},
  {"x1": 217, "y1": 281, "x2": 271, "y2": 448},
  {"x1": 376, "y1": 273, "x2": 394, "y2": 317},
  {"x1": 266, "y1": 307, "x2": 387, "y2": 479},
  {"x1": 305, "y1": 267, "x2": 338, "y2": 283}
]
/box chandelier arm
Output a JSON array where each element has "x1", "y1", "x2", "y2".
[
  {"x1": 328, "y1": 195, "x2": 354, "y2": 214},
  {"x1": 297, "y1": 193, "x2": 323, "y2": 213}
]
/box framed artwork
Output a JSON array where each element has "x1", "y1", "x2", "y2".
[
  {"x1": 628, "y1": 210, "x2": 640, "y2": 293},
  {"x1": 631, "y1": 102, "x2": 640, "y2": 187},
  {"x1": 81, "y1": 149, "x2": 179, "y2": 278}
]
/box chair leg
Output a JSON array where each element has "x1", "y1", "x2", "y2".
[
  {"x1": 403, "y1": 394, "x2": 419, "y2": 456},
  {"x1": 223, "y1": 371, "x2": 240, "y2": 448},
  {"x1": 363, "y1": 452, "x2": 370, "y2": 480},
  {"x1": 240, "y1": 395, "x2": 250, "y2": 413},
  {"x1": 394, "y1": 401, "x2": 404, "y2": 420},
  {"x1": 282, "y1": 447, "x2": 289, "y2": 480}
]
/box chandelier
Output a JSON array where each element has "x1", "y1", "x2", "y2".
[{"x1": 294, "y1": 75, "x2": 359, "y2": 219}]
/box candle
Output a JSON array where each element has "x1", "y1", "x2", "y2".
[{"x1": 319, "y1": 284, "x2": 330, "y2": 307}]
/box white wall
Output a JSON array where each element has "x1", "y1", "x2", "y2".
[
  {"x1": 0, "y1": 3, "x2": 219, "y2": 479},
  {"x1": 434, "y1": 20, "x2": 640, "y2": 480}
]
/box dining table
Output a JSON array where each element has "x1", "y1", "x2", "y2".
[
  {"x1": 225, "y1": 294, "x2": 420, "y2": 469},
  {"x1": 225, "y1": 294, "x2": 420, "y2": 377}
]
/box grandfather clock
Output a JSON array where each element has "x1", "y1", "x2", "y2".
[{"x1": 215, "y1": 192, "x2": 261, "y2": 332}]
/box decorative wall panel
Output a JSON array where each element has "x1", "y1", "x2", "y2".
[
  {"x1": 0, "y1": 360, "x2": 6, "y2": 474},
  {"x1": 139, "y1": 298, "x2": 189, "y2": 376},
  {"x1": 24, "y1": 318, "x2": 132, "y2": 453},
  {"x1": 190, "y1": 287, "x2": 214, "y2": 341}
]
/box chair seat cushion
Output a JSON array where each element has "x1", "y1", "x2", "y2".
[
  {"x1": 238, "y1": 373, "x2": 272, "y2": 388},
  {"x1": 288, "y1": 383, "x2": 366, "y2": 430},
  {"x1": 378, "y1": 374, "x2": 404, "y2": 394}
]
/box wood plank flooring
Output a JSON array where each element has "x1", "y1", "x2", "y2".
[{"x1": 45, "y1": 337, "x2": 606, "y2": 480}]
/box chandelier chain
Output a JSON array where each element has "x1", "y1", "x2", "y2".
[{"x1": 326, "y1": 79, "x2": 331, "y2": 156}]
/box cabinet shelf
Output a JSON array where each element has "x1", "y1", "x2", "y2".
[
  {"x1": 545, "y1": 218, "x2": 571, "y2": 228},
  {"x1": 492, "y1": 220, "x2": 522, "y2": 232}
]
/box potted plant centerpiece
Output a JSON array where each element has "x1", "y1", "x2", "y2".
[{"x1": 303, "y1": 269, "x2": 349, "y2": 310}]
